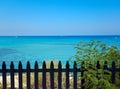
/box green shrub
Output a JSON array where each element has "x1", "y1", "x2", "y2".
[{"x1": 70, "y1": 41, "x2": 120, "y2": 89}]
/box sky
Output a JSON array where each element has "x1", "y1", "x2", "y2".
[{"x1": 0, "y1": 0, "x2": 120, "y2": 36}]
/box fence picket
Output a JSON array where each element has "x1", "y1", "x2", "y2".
[
  {"x1": 81, "y1": 61, "x2": 85, "y2": 89},
  {"x1": 42, "y1": 61, "x2": 46, "y2": 89},
  {"x1": 96, "y1": 61, "x2": 100, "y2": 69},
  {"x1": 58, "y1": 61, "x2": 62, "y2": 89},
  {"x1": 26, "y1": 61, "x2": 31, "y2": 89},
  {"x1": 34, "y1": 61, "x2": 38, "y2": 89},
  {"x1": 73, "y1": 61, "x2": 77, "y2": 89},
  {"x1": 96, "y1": 61, "x2": 100, "y2": 79},
  {"x1": 119, "y1": 61, "x2": 120, "y2": 79},
  {"x1": 18, "y1": 61, "x2": 23, "y2": 89},
  {"x1": 2, "y1": 61, "x2": 7, "y2": 89},
  {"x1": 10, "y1": 61, "x2": 15, "y2": 89},
  {"x1": 66, "y1": 61, "x2": 70, "y2": 89},
  {"x1": 50, "y1": 61, "x2": 54, "y2": 89},
  {"x1": 111, "y1": 61, "x2": 116, "y2": 83}
]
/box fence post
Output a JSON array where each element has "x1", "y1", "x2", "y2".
[
  {"x1": 42, "y1": 61, "x2": 46, "y2": 89},
  {"x1": 2, "y1": 61, "x2": 7, "y2": 89},
  {"x1": 34, "y1": 61, "x2": 38, "y2": 89},
  {"x1": 66, "y1": 61, "x2": 70, "y2": 89},
  {"x1": 58, "y1": 61, "x2": 62, "y2": 89},
  {"x1": 81, "y1": 61, "x2": 85, "y2": 89},
  {"x1": 10, "y1": 61, "x2": 15, "y2": 89},
  {"x1": 73, "y1": 61, "x2": 77, "y2": 89},
  {"x1": 111, "y1": 61, "x2": 116, "y2": 83},
  {"x1": 18, "y1": 61, "x2": 23, "y2": 89},
  {"x1": 50, "y1": 61, "x2": 54, "y2": 89},
  {"x1": 26, "y1": 61, "x2": 31, "y2": 89}
]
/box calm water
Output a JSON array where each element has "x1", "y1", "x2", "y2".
[{"x1": 0, "y1": 36, "x2": 120, "y2": 68}]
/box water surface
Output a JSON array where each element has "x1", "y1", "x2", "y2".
[{"x1": 0, "y1": 36, "x2": 120, "y2": 68}]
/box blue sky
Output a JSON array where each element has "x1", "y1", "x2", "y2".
[{"x1": 0, "y1": 0, "x2": 120, "y2": 36}]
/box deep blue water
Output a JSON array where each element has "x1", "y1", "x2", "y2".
[{"x1": 0, "y1": 36, "x2": 120, "y2": 68}]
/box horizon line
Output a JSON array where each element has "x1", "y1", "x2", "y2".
[{"x1": 0, "y1": 35, "x2": 120, "y2": 37}]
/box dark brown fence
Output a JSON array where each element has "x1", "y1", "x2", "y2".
[{"x1": 0, "y1": 61, "x2": 120, "y2": 89}]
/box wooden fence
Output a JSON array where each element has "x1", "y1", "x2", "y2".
[{"x1": 0, "y1": 61, "x2": 120, "y2": 89}]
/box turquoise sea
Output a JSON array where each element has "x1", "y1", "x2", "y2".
[{"x1": 0, "y1": 36, "x2": 120, "y2": 68}]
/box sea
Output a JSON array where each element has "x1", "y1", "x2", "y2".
[{"x1": 0, "y1": 36, "x2": 120, "y2": 68}]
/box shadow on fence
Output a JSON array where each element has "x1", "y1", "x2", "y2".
[{"x1": 0, "y1": 61, "x2": 120, "y2": 89}]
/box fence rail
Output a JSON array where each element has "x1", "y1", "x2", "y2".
[{"x1": 0, "y1": 61, "x2": 120, "y2": 89}]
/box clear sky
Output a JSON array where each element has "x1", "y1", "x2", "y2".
[{"x1": 0, "y1": 0, "x2": 120, "y2": 36}]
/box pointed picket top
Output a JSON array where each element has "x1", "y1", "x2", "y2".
[
  {"x1": 74, "y1": 61, "x2": 77, "y2": 69},
  {"x1": 50, "y1": 61, "x2": 54, "y2": 69},
  {"x1": 58, "y1": 61, "x2": 62, "y2": 69},
  {"x1": 27, "y1": 61, "x2": 30, "y2": 69},
  {"x1": 18, "y1": 61, "x2": 22, "y2": 69},
  {"x1": 42, "y1": 61, "x2": 46, "y2": 69},
  {"x1": 81, "y1": 61, "x2": 85, "y2": 69},
  {"x1": 34, "y1": 61, "x2": 38, "y2": 69},
  {"x1": 2, "y1": 61, "x2": 6, "y2": 69},
  {"x1": 96, "y1": 61, "x2": 100, "y2": 69},
  {"x1": 112, "y1": 61, "x2": 115, "y2": 69},
  {"x1": 10, "y1": 61, "x2": 14, "y2": 69},
  {"x1": 104, "y1": 61, "x2": 108, "y2": 69},
  {"x1": 66, "y1": 61, "x2": 70, "y2": 69}
]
